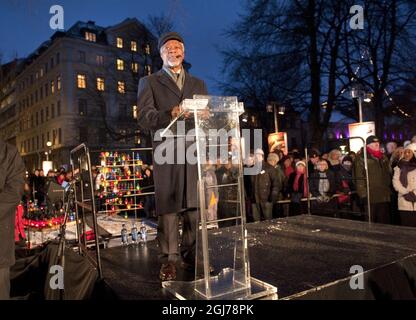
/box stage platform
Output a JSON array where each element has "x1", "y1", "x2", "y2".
[{"x1": 99, "y1": 215, "x2": 416, "y2": 300}]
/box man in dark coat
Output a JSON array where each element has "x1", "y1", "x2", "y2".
[
  {"x1": 250, "y1": 149, "x2": 281, "y2": 221},
  {"x1": 0, "y1": 140, "x2": 25, "y2": 299},
  {"x1": 137, "y1": 32, "x2": 208, "y2": 281},
  {"x1": 354, "y1": 135, "x2": 392, "y2": 223}
]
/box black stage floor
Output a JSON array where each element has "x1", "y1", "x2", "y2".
[{"x1": 99, "y1": 215, "x2": 416, "y2": 300}]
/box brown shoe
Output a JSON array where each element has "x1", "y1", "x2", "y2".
[{"x1": 159, "y1": 262, "x2": 177, "y2": 281}]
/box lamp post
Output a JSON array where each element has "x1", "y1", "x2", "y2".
[
  {"x1": 351, "y1": 87, "x2": 372, "y2": 123},
  {"x1": 46, "y1": 141, "x2": 52, "y2": 161},
  {"x1": 267, "y1": 102, "x2": 285, "y2": 133}
]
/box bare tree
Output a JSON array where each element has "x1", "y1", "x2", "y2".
[{"x1": 146, "y1": 14, "x2": 175, "y2": 38}]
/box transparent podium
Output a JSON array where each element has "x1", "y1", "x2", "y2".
[{"x1": 162, "y1": 95, "x2": 277, "y2": 300}]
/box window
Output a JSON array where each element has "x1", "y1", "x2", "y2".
[
  {"x1": 131, "y1": 62, "x2": 139, "y2": 73},
  {"x1": 30, "y1": 94, "x2": 33, "y2": 106},
  {"x1": 119, "y1": 104, "x2": 127, "y2": 119},
  {"x1": 131, "y1": 41, "x2": 137, "y2": 52},
  {"x1": 116, "y1": 37, "x2": 123, "y2": 48},
  {"x1": 31, "y1": 115, "x2": 34, "y2": 128},
  {"x1": 45, "y1": 83, "x2": 48, "y2": 97},
  {"x1": 36, "y1": 112, "x2": 39, "y2": 126},
  {"x1": 96, "y1": 55, "x2": 104, "y2": 66},
  {"x1": 47, "y1": 131, "x2": 50, "y2": 143},
  {"x1": 79, "y1": 127, "x2": 88, "y2": 143},
  {"x1": 85, "y1": 32, "x2": 96, "y2": 42},
  {"x1": 58, "y1": 128, "x2": 62, "y2": 144},
  {"x1": 132, "y1": 105, "x2": 138, "y2": 119},
  {"x1": 50, "y1": 57, "x2": 54, "y2": 69},
  {"x1": 145, "y1": 65, "x2": 151, "y2": 75},
  {"x1": 45, "y1": 63, "x2": 48, "y2": 74},
  {"x1": 40, "y1": 86, "x2": 43, "y2": 99},
  {"x1": 79, "y1": 51, "x2": 86, "y2": 63},
  {"x1": 116, "y1": 59, "x2": 124, "y2": 71},
  {"x1": 145, "y1": 44, "x2": 150, "y2": 55},
  {"x1": 56, "y1": 52, "x2": 60, "y2": 64},
  {"x1": 51, "y1": 104, "x2": 55, "y2": 119},
  {"x1": 32, "y1": 138, "x2": 35, "y2": 152},
  {"x1": 40, "y1": 68, "x2": 44, "y2": 77},
  {"x1": 117, "y1": 81, "x2": 125, "y2": 94},
  {"x1": 57, "y1": 101, "x2": 61, "y2": 116},
  {"x1": 36, "y1": 136, "x2": 39, "y2": 150},
  {"x1": 46, "y1": 106, "x2": 49, "y2": 121},
  {"x1": 40, "y1": 109, "x2": 44, "y2": 124},
  {"x1": 119, "y1": 130, "x2": 127, "y2": 144},
  {"x1": 77, "y1": 74, "x2": 86, "y2": 89},
  {"x1": 51, "y1": 81, "x2": 55, "y2": 94},
  {"x1": 53, "y1": 130, "x2": 56, "y2": 145},
  {"x1": 42, "y1": 134, "x2": 44, "y2": 148},
  {"x1": 57, "y1": 76, "x2": 61, "y2": 91},
  {"x1": 79, "y1": 99, "x2": 87, "y2": 116},
  {"x1": 96, "y1": 77, "x2": 105, "y2": 91},
  {"x1": 35, "y1": 90, "x2": 38, "y2": 103}
]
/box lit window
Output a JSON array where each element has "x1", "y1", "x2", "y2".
[
  {"x1": 117, "y1": 59, "x2": 124, "y2": 70},
  {"x1": 117, "y1": 81, "x2": 125, "y2": 94},
  {"x1": 51, "y1": 81, "x2": 55, "y2": 94},
  {"x1": 97, "y1": 77, "x2": 105, "y2": 91},
  {"x1": 85, "y1": 32, "x2": 96, "y2": 42},
  {"x1": 40, "y1": 68, "x2": 44, "y2": 77},
  {"x1": 96, "y1": 55, "x2": 104, "y2": 66},
  {"x1": 77, "y1": 74, "x2": 86, "y2": 89},
  {"x1": 131, "y1": 41, "x2": 137, "y2": 52},
  {"x1": 145, "y1": 65, "x2": 151, "y2": 75},
  {"x1": 131, "y1": 62, "x2": 139, "y2": 73},
  {"x1": 116, "y1": 37, "x2": 123, "y2": 48},
  {"x1": 145, "y1": 44, "x2": 150, "y2": 55},
  {"x1": 57, "y1": 76, "x2": 61, "y2": 91},
  {"x1": 132, "y1": 105, "x2": 138, "y2": 119}
]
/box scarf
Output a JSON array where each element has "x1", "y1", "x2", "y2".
[
  {"x1": 285, "y1": 166, "x2": 295, "y2": 178},
  {"x1": 318, "y1": 172, "x2": 330, "y2": 196},
  {"x1": 366, "y1": 146, "x2": 383, "y2": 160},
  {"x1": 293, "y1": 173, "x2": 308, "y2": 197},
  {"x1": 398, "y1": 158, "x2": 416, "y2": 188}
]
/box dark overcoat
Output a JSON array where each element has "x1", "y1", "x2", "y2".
[
  {"x1": 0, "y1": 140, "x2": 25, "y2": 268},
  {"x1": 137, "y1": 69, "x2": 208, "y2": 215}
]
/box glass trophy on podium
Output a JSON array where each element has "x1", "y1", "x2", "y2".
[{"x1": 161, "y1": 95, "x2": 277, "y2": 300}]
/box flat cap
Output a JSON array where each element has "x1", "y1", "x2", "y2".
[{"x1": 158, "y1": 31, "x2": 184, "y2": 51}]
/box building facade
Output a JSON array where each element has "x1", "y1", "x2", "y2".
[{"x1": 3, "y1": 18, "x2": 161, "y2": 171}]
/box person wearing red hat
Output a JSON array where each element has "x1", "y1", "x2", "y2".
[{"x1": 137, "y1": 32, "x2": 208, "y2": 281}]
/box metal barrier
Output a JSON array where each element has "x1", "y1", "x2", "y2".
[
  {"x1": 70, "y1": 143, "x2": 103, "y2": 279},
  {"x1": 302, "y1": 137, "x2": 371, "y2": 221}
]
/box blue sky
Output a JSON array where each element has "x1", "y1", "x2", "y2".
[{"x1": 0, "y1": 0, "x2": 244, "y2": 94}]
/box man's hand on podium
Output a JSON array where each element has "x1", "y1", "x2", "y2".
[{"x1": 171, "y1": 105, "x2": 191, "y2": 119}]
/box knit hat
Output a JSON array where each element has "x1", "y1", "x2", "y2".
[
  {"x1": 405, "y1": 143, "x2": 416, "y2": 158},
  {"x1": 366, "y1": 135, "x2": 380, "y2": 145},
  {"x1": 295, "y1": 161, "x2": 306, "y2": 167}
]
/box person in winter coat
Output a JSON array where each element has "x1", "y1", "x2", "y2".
[
  {"x1": 136, "y1": 32, "x2": 208, "y2": 281},
  {"x1": 309, "y1": 159, "x2": 338, "y2": 216},
  {"x1": 0, "y1": 140, "x2": 25, "y2": 299},
  {"x1": 250, "y1": 149, "x2": 280, "y2": 221},
  {"x1": 287, "y1": 161, "x2": 309, "y2": 216},
  {"x1": 392, "y1": 143, "x2": 416, "y2": 226},
  {"x1": 354, "y1": 135, "x2": 392, "y2": 224}
]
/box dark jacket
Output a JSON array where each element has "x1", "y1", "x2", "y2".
[
  {"x1": 354, "y1": 151, "x2": 391, "y2": 203},
  {"x1": 250, "y1": 161, "x2": 281, "y2": 203},
  {"x1": 309, "y1": 170, "x2": 338, "y2": 198},
  {"x1": 137, "y1": 69, "x2": 208, "y2": 215},
  {"x1": 0, "y1": 140, "x2": 25, "y2": 267}
]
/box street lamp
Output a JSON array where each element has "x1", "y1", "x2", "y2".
[
  {"x1": 351, "y1": 86, "x2": 372, "y2": 123},
  {"x1": 46, "y1": 141, "x2": 52, "y2": 161},
  {"x1": 267, "y1": 101, "x2": 280, "y2": 132}
]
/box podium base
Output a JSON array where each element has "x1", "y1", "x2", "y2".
[{"x1": 162, "y1": 268, "x2": 278, "y2": 300}]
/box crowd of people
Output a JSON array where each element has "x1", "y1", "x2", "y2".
[{"x1": 241, "y1": 134, "x2": 416, "y2": 227}]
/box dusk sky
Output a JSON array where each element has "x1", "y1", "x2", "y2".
[{"x1": 0, "y1": 0, "x2": 244, "y2": 94}]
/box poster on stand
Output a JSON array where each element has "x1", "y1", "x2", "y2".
[
  {"x1": 268, "y1": 132, "x2": 288, "y2": 155},
  {"x1": 348, "y1": 121, "x2": 376, "y2": 152}
]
